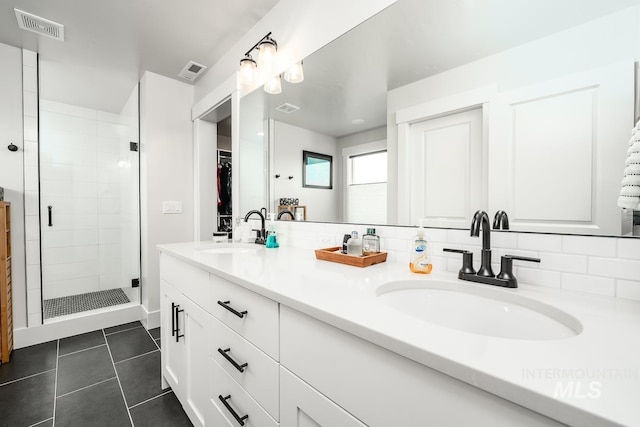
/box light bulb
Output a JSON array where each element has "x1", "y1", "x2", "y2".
[
  {"x1": 239, "y1": 56, "x2": 257, "y2": 85},
  {"x1": 284, "y1": 61, "x2": 304, "y2": 83},
  {"x1": 257, "y1": 39, "x2": 277, "y2": 72},
  {"x1": 263, "y1": 75, "x2": 282, "y2": 95}
]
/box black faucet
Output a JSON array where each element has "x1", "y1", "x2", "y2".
[
  {"x1": 470, "y1": 210, "x2": 494, "y2": 277},
  {"x1": 493, "y1": 210, "x2": 509, "y2": 230},
  {"x1": 277, "y1": 210, "x2": 294, "y2": 220},
  {"x1": 444, "y1": 209, "x2": 540, "y2": 288},
  {"x1": 244, "y1": 209, "x2": 266, "y2": 244}
]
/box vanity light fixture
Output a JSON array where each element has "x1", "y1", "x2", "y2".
[
  {"x1": 284, "y1": 60, "x2": 304, "y2": 83},
  {"x1": 264, "y1": 75, "x2": 282, "y2": 95},
  {"x1": 238, "y1": 32, "x2": 304, "y2": 93}
]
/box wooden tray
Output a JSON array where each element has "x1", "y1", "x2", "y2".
[{"x1": 314, "y1": 247, "x2": 387, "y2": 268}]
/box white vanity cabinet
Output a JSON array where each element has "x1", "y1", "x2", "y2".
[
  {"x1": 280, "y1": 306, "x2": 564, "y2": 427},
  {"x1": 160, "y1": 254, "x2": 212, "y2": 427},
  {"x1": 208, "y1": 273, "x2": 280, "y2": 426}
]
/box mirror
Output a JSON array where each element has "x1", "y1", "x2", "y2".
[{"x1": 239, "y1": 0, "x2": 640, "y2": 236}]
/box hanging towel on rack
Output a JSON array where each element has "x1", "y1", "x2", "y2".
[{"x1": 618, "y1": 120, "x2": 640, "y2": 209}]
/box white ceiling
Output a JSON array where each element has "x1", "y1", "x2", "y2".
[
  {"x1": 0, "y1": 0, "x2": 280, "y2": 112},
  {"x1": 250, "y1": 0, "x2": 640, "y2": 138}
]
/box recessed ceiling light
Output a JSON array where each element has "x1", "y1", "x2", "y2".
[{"x1": 352, "y1": 119, "x2": 365, "y2": 125}]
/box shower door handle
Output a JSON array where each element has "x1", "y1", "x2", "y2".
[{"x1": 48, "y1": 206, "x2": 53, "y2": 227}]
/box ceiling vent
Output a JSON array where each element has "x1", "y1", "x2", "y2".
[
  {"x1": 275, "y1": 103, "x2": 300, "y2": 114},
  {"x1": 179, "y1": 61, "x2": 207, "y2": 82},
  {"x1": 14, "y1": 9, "x2": 64, "y2": 41}
]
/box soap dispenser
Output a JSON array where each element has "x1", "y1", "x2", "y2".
[
  {"x1": 409, "y1": 221, "x2": 432, "y2": 274},
  {"x1": 265, "y1": 213, "x2": 279, "y2": 248}
]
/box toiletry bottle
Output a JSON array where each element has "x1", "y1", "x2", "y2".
[
  {"x1": 342, "y1": 234, "x2": 352, "y2": 254},
  {"x1": 409, "y1": 223, "x2": 432, "y2": 274},
  {"x1": 346, "y1": 231, "x2": 362, "y2": 256},
  {"x1": 362, "y1": 228, "x2": 380, "y2": 256},
  {"x1": 266, "y1": 213, "x2": 279, "y2": 248}
]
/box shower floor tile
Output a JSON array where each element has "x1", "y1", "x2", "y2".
[{"x1": 43, "y1": 288, "x2": 131, "y2": 319}]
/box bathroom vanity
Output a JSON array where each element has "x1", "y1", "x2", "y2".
[{"x1": 158, "y1": 242, "x2": 640, "y2": 427}]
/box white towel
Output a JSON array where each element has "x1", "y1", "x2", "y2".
[{"x1": 618, "y1": 120, "x2": 640, "y2": 210}]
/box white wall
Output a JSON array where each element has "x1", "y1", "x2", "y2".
[
  {"x1": 273, "y1": 121, "x2": 339, "y2": 222},
  {"x1": 386, "y1": 7, "x2": 640, "y2": 223},
  {"x1": 0, "y1": 42, "x2": 26, "y2": 329},
  {"x1": 140, "y1": 71, "x2": 194, "y2": 328}
]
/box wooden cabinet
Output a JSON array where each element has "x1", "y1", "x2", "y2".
[
  {"x1": 0, "y1": 202, "x2": 12, "y2": 364},
  {"x1": 160, "y1": 277, "x2": 210, "y2": 427}
]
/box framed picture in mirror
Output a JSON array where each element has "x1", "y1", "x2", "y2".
[{"x1": 303, "y1": 150, "x2": 333, "y2": 189}]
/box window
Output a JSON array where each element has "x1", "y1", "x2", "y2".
[
  {"x1": 350, "y1": 150, "x2": 387, "y2": 185},
  {"x1": 303, "y1": 151, "x2": 333, "y2": 189}
]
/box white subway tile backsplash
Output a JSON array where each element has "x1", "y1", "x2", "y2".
[
  {"x1": 537, "y1": 252, "x2": 587, "y2": 273},
  {"x1": 42, "y1": 261, "x2": 99, "y2": 282},
  {"x1": 99, "y1": 275, "x2": 123, "y2": 290},
  {"x1": 562, "y1": 235, "x2": 616, "y2": 257},
  {"x1": 561, "y1": 273, "x2": 615, "y2": 296},
  {"x1": 446, "y1": 229, "x2": 478, "y2": 246},
  {"x1": 41, "y1": 179, "x2": 97, "y2": 198},
  {"x1": 41, "y1": 229, "x2": 99, "y2": 248},
  {"x1": 617, "y1": 280, "x2": 640, "y2": 301},
  {"x1": 617, "y1": 238, "x2": 640, "y2": 260},
  {"x1": 40, "y1": 213, "x2": 98, "y2": 231},
  {"x1": 588, "y1": 257, "x2": 640, "y2": 281},
  {"x1": 516, "y1": 267, "x2": 562, "y2": 288},
  {"x1": 518, "y1": 233, "x2": 562, "y2": 252},
  {"x1": 40, "y1": 163, "x2": 98, "y2": 182},
  {"x1": 492, "y1": 231, "x2": 518, "y2": 249}
]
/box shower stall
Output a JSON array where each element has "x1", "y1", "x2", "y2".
[{"x1": 38, "y1": 86, "x2": 141, "y2": 321}]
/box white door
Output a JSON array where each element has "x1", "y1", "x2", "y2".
[
  {"x1": 408, "y1": 108, "x2": 484, "y2": 228},
  {"x1": 489, "y1": 61, "x2": 633, "y2": 235}
]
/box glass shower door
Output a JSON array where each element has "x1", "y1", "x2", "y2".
[{"x1": 39, "y1": 86, "x2": 140, "y2": 320}]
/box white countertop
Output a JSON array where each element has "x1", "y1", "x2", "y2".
[{"x1": 158, "y1": 241, "x2": 640, "y2": 427}]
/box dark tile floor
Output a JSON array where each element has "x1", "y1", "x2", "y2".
[{"x1": 0, "y1": 321, "x2": 192, "y2": 427}]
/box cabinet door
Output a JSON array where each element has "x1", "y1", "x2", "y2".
[
  {"x1": 180, "y1": 295, "x2": 210, "y2": 427},
  {"x1": 280, "y1": 366, "x2": 366, "y2": 427},
  {"x1": 161, "y1": 281, "x2": 186, "y2": 397}
]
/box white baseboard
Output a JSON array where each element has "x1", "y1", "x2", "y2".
[
  {"x1": 141, "y1": 304, "x2": 161, "y2": 330},
  {"x1": 14, "y1": 304, "x2": 142, "y2": 349}
]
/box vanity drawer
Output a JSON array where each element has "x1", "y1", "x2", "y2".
[
  {"x1": 210, "y1": 358, "x2": 278, "y2": 427},
  {"x1": 211, "y1": 316, "x2": 279, "y2": 420},
  {"x1": 210, "y1": 274, "x2": 279, "y2": 360},
  {"x1": 160, "y1": 253, "x2": 211, "y2": 312}
]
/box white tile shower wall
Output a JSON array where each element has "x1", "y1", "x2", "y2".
[
  {"x1": 274, "y1": 221, "x2": 640, "y2": 302},
  {"x1": 39, "y1": 98, "x2": 136, "y2": 299},
  {"x1": 22, "y1": 49, "x2": 41, "y2": 326}
]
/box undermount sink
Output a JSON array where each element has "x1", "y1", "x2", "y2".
[
  {"x1": 199, "y1": 244, "x2": 263, "y2": 255},
  {"x1": 377, "y1": 280, "x2": 582, "y2": 340}
]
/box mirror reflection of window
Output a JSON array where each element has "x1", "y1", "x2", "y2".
[{"x1": 347, "y1": 150, "x2": 387, "y2": 224}]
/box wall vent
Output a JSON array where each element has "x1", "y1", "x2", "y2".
[
  {"x1": 179, "y1": 61, "x2": 207, "y2": 82},
  {"x1": 14, "y1": 9, "x2": 64, "y2": 41},
  {"x1": 275, "y1": 103, "x2": 300, "y2": 114}
]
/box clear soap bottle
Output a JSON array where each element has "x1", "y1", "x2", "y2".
[{"x1": 362, "y1": 228, "x2": 380, "y2": 256}]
